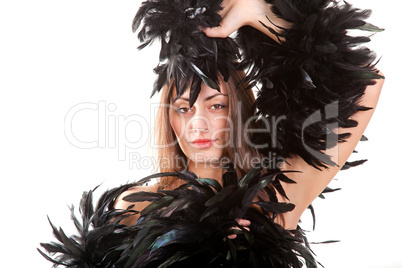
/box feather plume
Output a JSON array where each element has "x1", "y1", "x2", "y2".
[
  {"x1": 38, "y1": 183, "x2": 139, "y2": 267},
  {"x1": 133, "y1": 0, "x2": 240, "y2": 107},
  {"x1": 40, "y1": 1, "x2": 383, "y2": 266},
  {"x1": 40, "y1": 162, "x2": 317, "y2": 267},
  {"x1": 237, "y1": 0, "x2": 384, "y2": 169}
]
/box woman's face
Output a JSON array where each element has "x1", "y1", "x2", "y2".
[{"x1": 169, "y1": 83, "x2": 230, "y2": 166}]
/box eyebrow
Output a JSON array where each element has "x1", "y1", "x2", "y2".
[{"x1": 173, "y1": 93, "x2": 228, "y2": 103}]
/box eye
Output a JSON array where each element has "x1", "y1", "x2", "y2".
[
  {"x1": 177, "y1": 107, "x2": 192, "y2": 114},
  {"x1": 210, "y1": 104, "x2": 226, "y2": 110}
]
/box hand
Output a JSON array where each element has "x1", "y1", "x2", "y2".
[
  {"x1": 227, "y1": 218, "x2": 251, "y2": 240},
  {"x1": 202, "y1": 0, "x2": 290, "y2": 42}
]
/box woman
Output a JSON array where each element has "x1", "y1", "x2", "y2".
[
  {"x1": 40, "y1": 0, "x2": 384, "y2": 267},
  {"x1": 116, "y1": 0, "x2": 384, "y2": 230},
  {"x1": 114, "y1": 70, "x2": 261, "y2": 227}
]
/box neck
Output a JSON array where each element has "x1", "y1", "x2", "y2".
[{"x1": 188, "y1": 160, "x2": 224, "y2": 184}]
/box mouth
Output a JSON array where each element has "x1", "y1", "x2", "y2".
[{"x1": 191, "y1": 139, "x2": 216, "y2": 149}]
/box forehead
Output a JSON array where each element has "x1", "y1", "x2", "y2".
[{"x1": 174, "y1": 82, "x2": 228, "y2": 100}]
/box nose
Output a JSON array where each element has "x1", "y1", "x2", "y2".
[
  {"x1": 189, "y1": 113, "x2": 210, "y2": 133},
  {"x1": 192, "y1": 127, "x2": 208, "y2": 133}
]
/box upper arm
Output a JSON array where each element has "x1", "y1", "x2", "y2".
[
  {"x1": 278, "y1": 74, "x2": 385, "y2": 229},
  {"x1": 114, "y1": 184, "x2": 158, "y2": 226}
]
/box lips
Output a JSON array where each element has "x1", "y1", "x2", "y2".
[{"x1": 191, "y1": 139, "x2": 215, "y2": 148}]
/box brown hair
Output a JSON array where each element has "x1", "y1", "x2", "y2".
[{"x1": 152, "y1": 70, "x2": 262, "y2": 189}]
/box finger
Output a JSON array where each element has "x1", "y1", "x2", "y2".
[
  {"x1": 227, "y1": 225, "x2": 242, "y2": 240},
  {"x1": 236, "y1": 219, "x2": 251, "y2": 227},
  {"x1": 227, "y1": 234, "x2": 237, "y2": 240},
  {"x1": 202, "y1": 25, "x2": 233, "y2": 38},
  {"x1": 238, "y1": 224, "x2": 250, "y2": 232},
  {"x1": 227, "y1": 224, "x2": 250, "y2": 239},
  {"x1": 203, "y1": 8, "x2": 244, "y2": 38}
]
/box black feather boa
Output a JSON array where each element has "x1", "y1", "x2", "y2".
[
  {"x1": 133, "y1": 0, "x2": 383, "y2": 169},
  {"x1": 133, "y1": 0, "x2": 240, "y2": 107},
  {"x1": 39, "y1": 162, "x2": 318, "y2": 267},
  {"x1": 39, "y1": 0, "x2": 383, "y2": 266},
  {"x1": 237, "y1": 0, "x2": 384, "y2": 169}
]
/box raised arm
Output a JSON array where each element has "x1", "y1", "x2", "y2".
[
  {"x1": 278, "y1": 73, "x2": 384, "y2": 229},
  {"x1": 204, "y1": 0, "x2": 385, "y2": 229}
]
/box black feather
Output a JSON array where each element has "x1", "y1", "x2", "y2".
[
  {"x1": 40, "y1": 162, "x2": 317, "y2": 267},
  {"x1": 341, "y1": 159, "x2": 368, "y2": 170},
  {"x1": 238, "y1": 0, "x2": 384, "y2": 169},
  {"x1": 38, "y1": 183, "x2": 139, "y2": 267},
  {"x1": 40, "y1": 1, "x2": 383, "y2": 267},
  {"x1": 133, "y1": 0, "x2": 240, "y2": 106}
]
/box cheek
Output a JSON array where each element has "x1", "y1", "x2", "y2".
[
  {"x1": 169, "y1": 112, "x2": 186, "y2": 140},
  {"x1": 211, "y1": 116, "x2": 230, "y2": 140}
]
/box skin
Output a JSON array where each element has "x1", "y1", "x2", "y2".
[
  {"x1": 203, "y1": 0, "x2": 385, "y2": 230},
  {"x1": 168, "y1": 82, "x2": 230, "y2": 184},
  {"x1": 115, "y1": 83, "x2": 233, "y2": 225},
  {"x1": 202, "y1": 0, "x2": 291, "y2": 42},
  {"x1": 116, "y1": 0, "x2": 385, "y2": 233}
]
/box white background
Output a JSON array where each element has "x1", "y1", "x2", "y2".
[{"x1": 0, "y1": 0, "x2": 401, "y2": 267}]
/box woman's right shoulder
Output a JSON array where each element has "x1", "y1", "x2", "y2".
[
  {"x1": 113, "y1": 183, "x2": 159, "y2": 225},
  {"x1": 114, "y1": 183, "x2": 159, "y2": 210}
]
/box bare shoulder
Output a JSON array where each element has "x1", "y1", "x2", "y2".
[
  {"x1": 114, "y1": 183, "x2": 159, "y2": 225},
  {"x1": 114, "y1": 183, "x2": 159, "y2": 210}
]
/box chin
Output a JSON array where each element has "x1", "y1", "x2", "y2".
[{"x1": 188, "y1": 151, "x2": 224, "y2": 165}]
